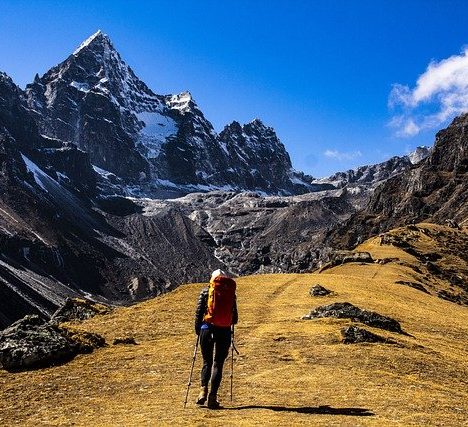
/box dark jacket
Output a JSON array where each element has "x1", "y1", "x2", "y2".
[{"x1": 194, "y1": 287, "x2": 238, "y2": 335}]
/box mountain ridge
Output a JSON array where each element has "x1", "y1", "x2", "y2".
[{"x1": 24, "y1": 30, "x2": 314, "y2": 196}]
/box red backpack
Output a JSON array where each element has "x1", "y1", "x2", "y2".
[{"x1": 203, "y1": 276, "x2": 236, "y2": 327}]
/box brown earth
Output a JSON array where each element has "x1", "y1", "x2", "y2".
[{"x1": 0, "y1": 224, "x2": 467, "y2": 426}]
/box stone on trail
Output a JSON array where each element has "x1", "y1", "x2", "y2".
[
  {"x1": 309, "y1": 284, "x2": 332, "y2": 296},
  {"x1": 113, "y1": 337, "x2": 138, "y2": 345},
  {"x1": 302, "y1": 302, "x2": 404, "y2": 334},
  {"x1": 341, "y1": 325, "x2": 394, "y2": 344}
]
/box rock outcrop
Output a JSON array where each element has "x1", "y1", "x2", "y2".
[
  {"x1": 309, "y1": 284, "x2": 332, "y2": 296},
  {"x1": 51, "y1": 298, "x2": 111, "y2": 324},
  {"x1": 341, "y1": 325, "x2": 393, "y2": 344},
  {"x1": 0, "y1": 315, "x2": 105, "y2": 371},
  {"x1": 302, "y1": 302, "x2": 404, "y2": 334}
]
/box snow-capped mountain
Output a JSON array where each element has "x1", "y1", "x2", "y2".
[
  {"x1": 24, "y1": 30, "x2": 313, "y2": 196},
  {"x1": 408, "y1": 146, "x2": 431, "y2": 165},
  {"x1": 318, "y1": 146, "x2": 431, "y2": 189}
]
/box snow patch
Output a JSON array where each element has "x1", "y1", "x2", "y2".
[
  {"x1": 92, "y1": 165, "x2": 117, "y2": 179},
  {"x1": 136, "y1": 111, "x2": 177, "y2": 158},
  {"x1": 167, "y1": 91, "x2": 193, "y2": 113},
  {"x1": 73, "y1": 30, "x2": 104, "y2": 55},
  {"x1": 70, "y1": 81, "x2": 90, "y2": 92},
  {"x1": 21, "y1": 154, "x2": 51, "y2": 192}
]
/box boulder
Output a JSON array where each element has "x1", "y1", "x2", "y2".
[
  {"x1": 51, "y1": 298, "x2": 111, "y2": 324},
  {"x1": 309, "y1": 285, "x2": 332, "y2": 297},
  {"x1": 0, "y1": 315, "x2": 106, "y2": 371},
  {"x1": 341, "y1": 325, "x2": 392, "y2": 344},
  {"x1": 0, "y1": 315, "x2": 76, "y2": 370},
  {"x1": 331, "y1": 251, "x2": 374, "y2": 266},
  {"x1": 302, "y1": 302, "x2": 404, "y2": 334}
]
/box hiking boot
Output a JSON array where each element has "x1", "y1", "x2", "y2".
[
  {"x1": 196, "y1": 386, "x2": 208, "y2": 405},
  {"x1": 207, "y1": 393, "x2": 221, "y2": 409}
]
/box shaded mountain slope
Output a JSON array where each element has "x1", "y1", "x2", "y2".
[
  {"x1": 138, "y1": 191, "x2": 356, "y2": 275},
  {"x1": 327, "y1": 113, "x2": 468, "y2": 249},
  {"x1": 1, "y1": 225, "x2": 467, "y2": 426},
  {"x1": 24, "y1": 31, "x2": 313, "y2": 195}
]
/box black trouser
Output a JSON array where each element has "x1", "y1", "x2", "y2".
[{"x1": 200, "y1": 325, "x2": 231, "y2": 396}]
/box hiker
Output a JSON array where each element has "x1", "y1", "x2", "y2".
[{"x1": 194, "y1": 269, "x2": 238, "y2": 409}]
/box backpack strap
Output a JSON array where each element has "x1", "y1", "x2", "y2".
[{"x1": 194, "y1": 287, "x2": 209, "y2": 335}]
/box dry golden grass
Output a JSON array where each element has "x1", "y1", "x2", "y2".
[{"x1": 0, "y1": 224, "x2": 467, "y2": 426}]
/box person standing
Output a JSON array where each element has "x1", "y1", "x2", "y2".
[{"x1": 194, "y1": 269, "x2": 238, "y2": 409}]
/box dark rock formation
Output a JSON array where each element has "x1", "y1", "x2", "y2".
[
  {"x1": 328, "y1": 114, "x2": 468, "y2": 249},
  {"x1": 113, "y1": 337, "x2": 138, "y2": 345},
  {"x1": 437, "y1": 290, "x2": 468, "y2": 305},
  {"x1": 341, "y1": 325, "x2": 393, "y2": 344},
  {"x1": 0, "y1": 71, "x2": 97, "y2": 197},
  {"x1": 302, "y1": 302, "x2": 404, "y2": 334},
  {"x1": 330, "y1": 251, "x2": 374, "y2": 266},
  {"x1": 309, "y1": 285, "x2": 332, "y2": 296},
  {"x1": 0, "y1": 315, "x2": 104, "y2": 371},
  {"x1": 51, "y1": 298, "x2": 111, "y2": 324},
  {"x1": 394, "y1": 280, "x2": 429, "y2": 294}
]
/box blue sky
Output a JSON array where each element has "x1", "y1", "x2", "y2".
[{"x1": 1, "y1": 0, "x2": 468, "y2": 177}]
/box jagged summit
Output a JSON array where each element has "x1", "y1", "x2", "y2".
[
  {"x1": 408, "y1": 145, "x2": 431, "y2": 164},
  {"x1": 73, "y1": 30, "x2": 113, "y2": 55},
  {"x1": 22, "y1": 31, "x2": 314, "y2": 195},
  {"x1": 165, "y1": 91, "x2": 195, "y2": 114},
  {"x1": 249, "y1": 117, "x2": 268, "y2": 128}
]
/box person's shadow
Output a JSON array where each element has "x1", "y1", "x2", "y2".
[{"x1": 224, "y1": 404, "x2": 374, "y2": 416}]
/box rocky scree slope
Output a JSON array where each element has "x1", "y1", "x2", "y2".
[
  {"x1": 0, "y1": 72, "x2": 223, "y2": 329},
  {"x1": 138, "y1": 190, "x2": 355, "y2": 275}
]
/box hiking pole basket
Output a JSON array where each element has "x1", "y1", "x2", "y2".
[
  {"x1": 183, "y1": 334, "x2": 200, "y2": 409},
  {"x1": 230, "y1": 325, "x2": 240, "y2": 402}
]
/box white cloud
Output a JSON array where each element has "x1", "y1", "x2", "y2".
[
  {"x1": 389, "y1": 47, "x2": 468, "y2": 137},
  {"x1": 324, "y1": 149, "x2": 362, "y2": 161}
]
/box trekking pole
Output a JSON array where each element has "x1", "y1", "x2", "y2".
[
  {"x1": 183, "y1": 334, "x2": 200, "y2": 409},
  {"x1": 230, "y1": 325, "x2": 240, "y2": 402}
]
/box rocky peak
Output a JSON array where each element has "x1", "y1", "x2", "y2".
[
  {"x1": 22, "y1": 31, "x2": 317, "y2": 195},
  {"x1": 247, "y1": 118, "x2": 268, "y2": 130},
  {"x1": 72, "y1": 29, "x2": 112, "y2": 56},
  {"x1": 165, "y1": 91, "x2": 195, "y2": 114},
  {"x1": 408, "y1": 146, "x2": 431, "y2": 165},
  {"x1": 32, "y1": 30, "x2": 162, "y2": 112},
  {"x1": 0, "y1": 72, "x2": 20, "y2": 95}
]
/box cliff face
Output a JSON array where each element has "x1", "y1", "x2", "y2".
[{"x1": 327, "y1": 114, "x2": 468, "y2": 248}]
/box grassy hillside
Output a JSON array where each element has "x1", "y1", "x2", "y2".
[{"x1": 0, "y1": 224, "x2": 467, "y2": 426}]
